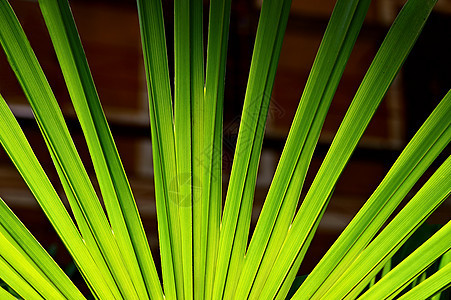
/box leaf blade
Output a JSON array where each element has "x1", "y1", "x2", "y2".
[
  {"x1": 0, "y1": 92, "x2": 116, "y2": 299},
  {"x1": 238, "y1": 1, "x2": 370, "y2": 297},
  {"x1": 37, "y1": 0, "x2": 163, "y2": 298},
  {"x1": 0, "y1": 198, "x2": 84, "y2": 300},
  {"x1": 0, "y1": 2, "x2": 137, "y2": 297},
  {"x1": 136, "y1": 0, "x2": 180, "y2": 298},
  {"x1": 323, "y1": 154, "x2": 451, "y2": 299},
  {"x1": 297, "y1": 89, "x2": 451, "y2": 299},
  {"x1": 359, "y1": 222, "x2": 451, "y2": 300},
  {"x1": 212, "y1": 0, "x2": 291, "y2": 298},
  {"x1": 256, "y1": 0, "x2": 438, "y2": 298}
]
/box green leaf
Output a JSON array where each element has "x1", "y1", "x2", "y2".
[
  {"x1": 298, "y1": 89, "x2": 451, "y2": 299},
  {"x1": 0, "y1": 252, "x2": 44, "y2": 300},
  {"x1": 1, "y1": 0, "x2": 449, "y2": 299},
  {"x1": 237, "y1": 1, "x2": 370, "y2": 298},
  {"x1": 174, "y1": 1, "x2": 193, "y2": 298},
  {"x1": 136, "y1": 0, "x2": 181, "y2": 298},
  {"x1": 321, "y1": 154, "x2": 451, "y2": 299},
  {"x1": 359, "y1": 222, "x2": 451, "y2": 300},
  {"x1": 201, "y1": 0, "x2": 232, "y2": 298},
  {"x1": 173, "y1": 0, "x2": 205, "y2": 298},
  {"x1": 0, "y1": 198, "x2": 84, "y2": 299},
  {"x1": 255, "y1": 0, "x2": 438, "y2": 298},
  {"x1": 0, "y1": 226, "x2": 67, "y2": 300},
  {"x1": 398, "y1": 259, "x2": 451, "y2": 300},
  {"x1": 431, "y1": 250, "x2": 451, "y2": 300},
  {"x1": 212, "y1": 0, "x2": 291, "y2": 298},
  {"x1": 0, "y1": 285, "x2": 16, "y2": 300},
  {"x1": 0, "y1": 1, "x2": 141, "y2": 298},
  {"x1": 275, "y1": 190, "x2": 334, "y2": 300},
  {"x1": 285, "y1": 275, "x2": 307, "y2": 300},
  {"x1": 37, "y1": 0, "x2": 163, "y2": 298},
  {"x1": 0, "y1": 92, "x2": 115, "y2": 298}
]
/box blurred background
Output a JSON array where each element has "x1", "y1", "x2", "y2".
[{"x1": 0, "y1": 0, "x2": 450, "y2": 292}]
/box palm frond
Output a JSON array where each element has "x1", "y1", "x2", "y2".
[{"x1": 0, "y1": 0, "x2": 448, "y2": 299}]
